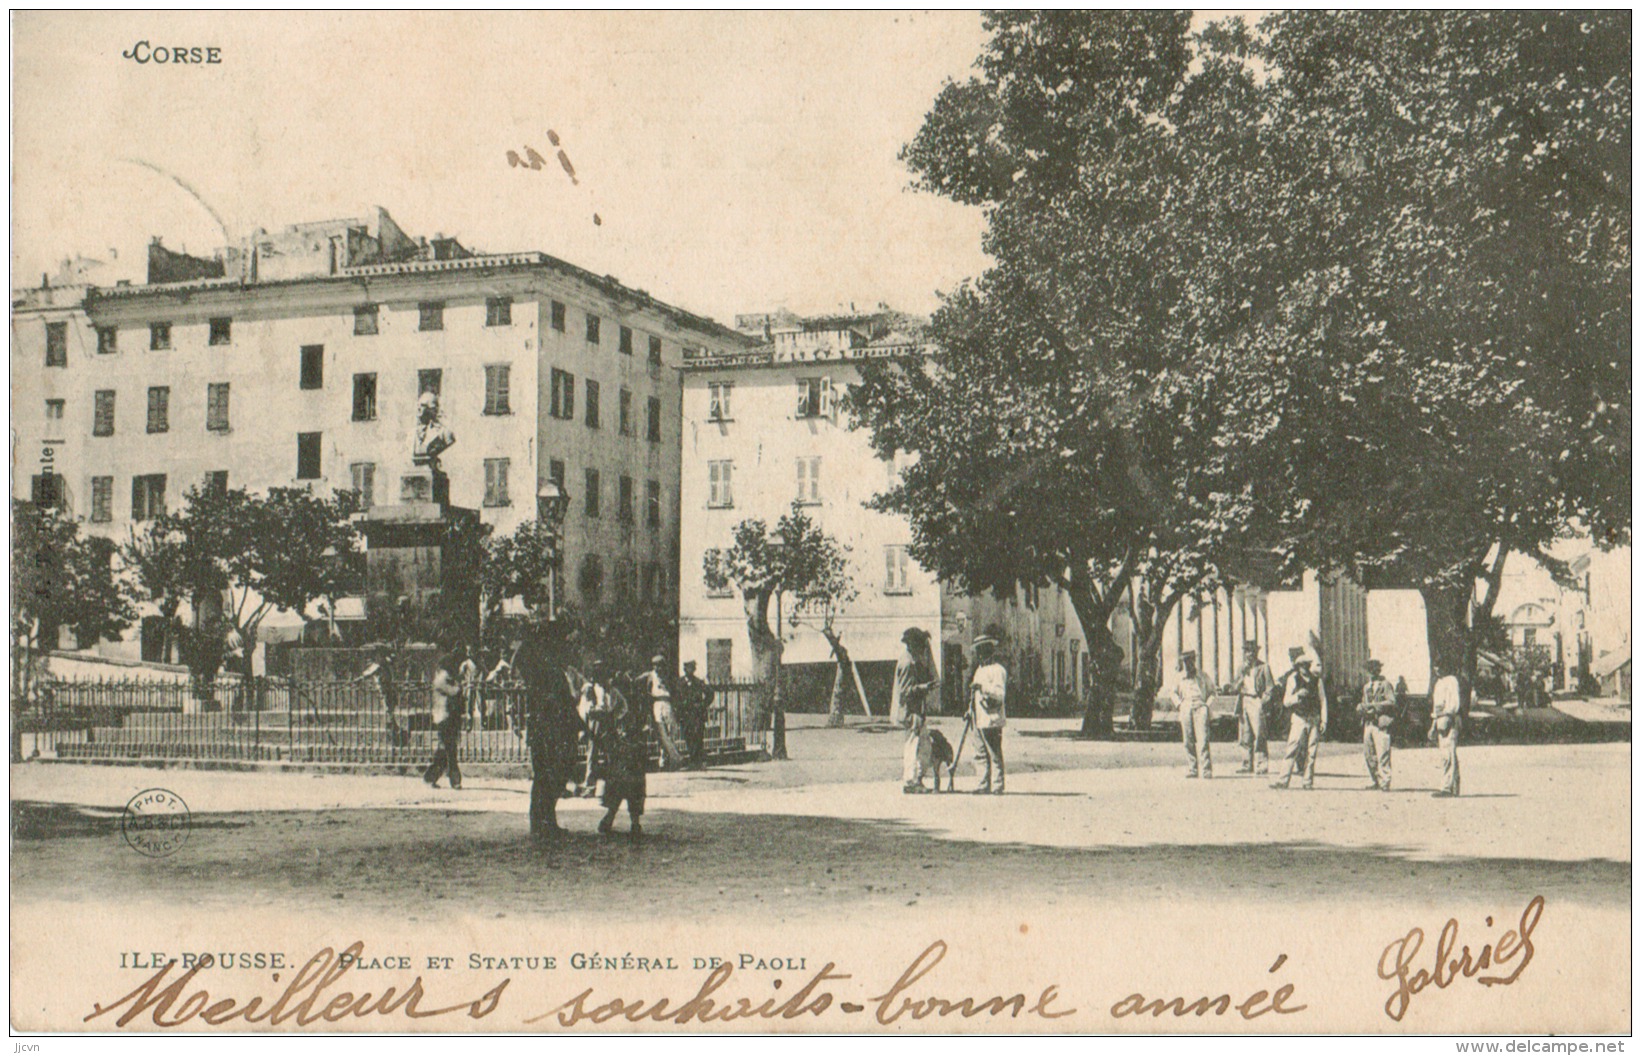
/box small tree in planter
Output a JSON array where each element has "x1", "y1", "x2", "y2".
[{"x1": 703, "y1": 503, "x2": 853, "y2": 758}]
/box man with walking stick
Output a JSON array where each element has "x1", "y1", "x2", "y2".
[{"x1": 965, "y1": 633, "x2": 1008, "y2": 795}]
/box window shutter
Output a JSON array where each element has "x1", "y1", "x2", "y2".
[
  {"x1": 797, "y1": 378, "x2": 809, "y2": 416},
  {"x1": 820, "y1": 376, "x2": 835, "y2": 418}
]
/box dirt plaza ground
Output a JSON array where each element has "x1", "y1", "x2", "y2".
[{"x1": 10, "y1": 714, "x2": 1630, "y2": 923}]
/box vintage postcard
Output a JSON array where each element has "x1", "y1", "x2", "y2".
[{"x1": 9, "y1": 10, "x2": 1632, "y2": 1038}]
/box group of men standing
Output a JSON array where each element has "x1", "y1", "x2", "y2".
[
  {"x1": 417, "y1": 632, "x2": 717, "y2": 842},
  {"x1": 1171, "y1": 640, "x2": 1462, "y2": 797}
]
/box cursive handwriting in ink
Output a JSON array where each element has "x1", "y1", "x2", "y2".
[
  {"x1": 1110, "y1": 953, "x2": 1308, "y2": 1021},
  {"x1": 1378, "y1": 895, "x2": 1544, "y2": 1022},
  {"x1": 868, "y1": 940, "x2": 1075, "y2": 1024},
  {"x1": 84, "y1": 943, "x2": 508, "y2": 1028}
]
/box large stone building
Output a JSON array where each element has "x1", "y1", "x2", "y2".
[{"x1": 12, "y1": 207, "x2": 751, "y2": 665}]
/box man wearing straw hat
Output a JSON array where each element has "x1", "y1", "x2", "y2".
[
  {"x1": 967, "y1": 631, "x2": 1008, "y2": 794},
  {"x1": 1359, "y1": 658, "x2": 1400, "y2": 791},
  {"x1": 1233, "y1": 639, "x2": 1276, "y2": 775},
  {"x1": 1170, "y1": 650, "x2": 1214, "y2": 779}
]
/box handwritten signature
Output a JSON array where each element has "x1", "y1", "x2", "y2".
[{"x1": 1377, "y1": 895, "x2": 1545, "y2": 1022}]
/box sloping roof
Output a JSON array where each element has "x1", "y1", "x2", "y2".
[{"x1": 1592, "y1": 645, "x2": 1631, "y2": 679}]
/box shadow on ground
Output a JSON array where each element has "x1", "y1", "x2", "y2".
[{"x1": 10, "y1": 802, "x2": 1626, "y2": 922}]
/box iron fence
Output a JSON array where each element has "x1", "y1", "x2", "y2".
[{"x1": 23, "y1": 676, "x2": 770, "y2": 766}]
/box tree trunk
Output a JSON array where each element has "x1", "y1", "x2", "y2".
[
  {"x1": 1129, "y1": 591, "x2": 1183, "y2": 733},
  {"x1": 820, "y1": 627, "x2": 852, "y2": 728},
  {"x1": 742, "y1": 588, "x2": 786, "y2": 759},
  {"x1": 1065, "y1": 555, "x2": 1133, "y2": 739},
  {"x1": 1421, "y1": 545, "x2": 1509, "y2": 718}
]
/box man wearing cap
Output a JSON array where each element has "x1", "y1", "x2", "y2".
[
  {"x1": 1170, "y1": 651, "x2": 1214, "y2": 779},
  {"x1": 675, "y1": 661, "x2": 713, "y2": 769},
  {"x1": 1233, "y1": 640, "x2": 1276, "y2": 775},
  {"x1": 1359, "y1": 659, "x2": 1400, "y2": 791},
  {"x1": 1271, "y1": 647, "x2": 1324, "y2": 790},
  {"x1": 642, "y1": 654, "x2": 687, "y2": 770},
  {"x1": 968, "y1": 635, "x2": 1008, "y2": 794},
  {"x1": 892, "y1": 627, "x2": 940, "y2": 793}
]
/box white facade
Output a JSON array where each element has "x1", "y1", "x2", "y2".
[
  {"x1": 12, "y1": 210, "x2": 749, "y2": 664},
  {"x1": 678, "y1": 344, "x2": 941, "y2": 683}
]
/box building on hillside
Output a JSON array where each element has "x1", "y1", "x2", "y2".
[{"x1": 12, "y1": 207, "x2": 752, "y2": 668}]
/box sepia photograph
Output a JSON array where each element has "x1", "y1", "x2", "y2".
[{"x1": 8, "y1": 9, "x2": 1632, "y2": 1038}]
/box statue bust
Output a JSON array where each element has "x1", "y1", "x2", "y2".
[{"x1": 413, "y1": 390, "x2": 456, "y2": 466}]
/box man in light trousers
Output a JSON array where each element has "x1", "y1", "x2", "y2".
[
  {"x1": 1359, "y1": 658, "x2": 1399, "y2": 791},
  {"x1": 1271, "y1": 647, "x2": 1326, "y2": 790},
  {"x1": 1429, "y1": 666, "x2": 1462, "y2": 797},
  {"x1": 1171, "y1": 651, "x2": 1214, "y2": 779},
  {"x1": 1234, "y1": 639, "x2": 1276, "y2": 775}
]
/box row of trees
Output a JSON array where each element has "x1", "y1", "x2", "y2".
[
  {"x1": 11, "y1": 484, "x2": 677, "y2": 757},
  {"x1": 850, "y1": 11, "x2": 1629, "y2": 732}
]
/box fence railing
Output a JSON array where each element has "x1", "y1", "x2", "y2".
[{"x1": 22, "y1": 676, "x2": 770, "y2": 767}]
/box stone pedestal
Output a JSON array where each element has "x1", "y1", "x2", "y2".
[{"x1": 358, "y1": 500, "x2": 479, "y2": 645}]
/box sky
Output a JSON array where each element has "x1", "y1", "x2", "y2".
[{"x1": 11, "y1": 11, "x2": 995, "y2": 323}]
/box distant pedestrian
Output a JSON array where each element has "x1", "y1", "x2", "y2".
[
  {"x1": 1271, "y1": 647, "x2": 1323, "y2": 791},
  {"x1": 892, "y1": 627, "x2": 940, "y2": 794},
  {"x1": 1359, "y1": 659, "x2": 1400, "y2": 791},
  {"x1": 1170, "y1": 651, "x2": 1213, "y2": 779},
  {"x1": 1234, "y1": 640, "x2": 1276, "y2": 775},
  {"x1": 423, "y1": 640, "x2": 466, "y2": 790},
  {"x1": 596, "y1": 681, "x2": 651, "y2": 839},
  {"x1": 1429, "y1": 666, "x2": 1462, "y2": 798},
  {"x1": 458, "y1": 645, "x2": 482, "y2": 729},
  {"x1": 675, "y1": 661, "x2": 713, "y2": 768},
  {"x1": 643, "y1": 654, "x2": 687, "y2": 769},
  {"x1": 968, "y1": 635, "x2": 1007, "y2": 794}
]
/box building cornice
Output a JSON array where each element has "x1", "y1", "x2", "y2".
[{"x1": 65, "y1": 251, "x2": 753, "y2": 346}]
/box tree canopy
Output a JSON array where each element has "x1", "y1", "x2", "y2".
[{"x1": 855, "y1": 10, "x2": 1630, "y2": 725}]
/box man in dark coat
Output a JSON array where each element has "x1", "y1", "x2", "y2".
[
  {"x1": 512, "y1": 624, "x2": 581, "y2": 842},
  {"x1": 675, "y1": 660, "x2": 713, "y2": 768}
]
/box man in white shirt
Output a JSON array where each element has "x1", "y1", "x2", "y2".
[
  {"x1": 968, "y1": 635, "x2": 1008, "y2": 795},
  {"x1": 1429, "y1": 665, "x2": 1462, "y2": 797},
  {"x1": 1171, "y1": 651, "x2": 1214, "y2": 779}
]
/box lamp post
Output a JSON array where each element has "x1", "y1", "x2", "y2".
[
  {"x1": 536, "y1": 482, "x2": 569, "y2": 621},
  {"x1": 765, "y1": 538, "x2": 789, "y2": 760}
]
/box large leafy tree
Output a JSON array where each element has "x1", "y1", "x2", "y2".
[
  {"x1": 856, "y1": 11, "x2": 1253, "y2": 733},
  {"x1": 1219, "y1": 12, "x2": 1631, "y2": 705},
  {"x1": 703, "y1": 503, "x2": 854, "y2": 758},
  {"x1": 11, "y1": 500, "x2": 136, "y2": 759},
  {"x1": 859, "y1": 10, "x2": 1629, "y2": 733}
]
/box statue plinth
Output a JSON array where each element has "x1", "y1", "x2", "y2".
[{"x1": 359, "y1": 500, "x2": 478, "y2": 644}]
